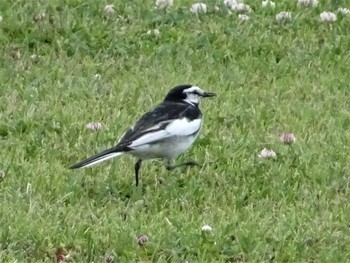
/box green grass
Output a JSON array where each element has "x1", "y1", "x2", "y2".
[{"x1": 1, "y1": 0, "x2": 350, "y2": 262}]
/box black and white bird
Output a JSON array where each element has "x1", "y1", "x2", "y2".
[{"x1": 69, "y1": 84, "x2": 216, "y2": 186}]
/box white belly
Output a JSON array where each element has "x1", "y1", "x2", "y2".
[{"x1": 130, "y1": 133, "x2": 199, "y2": 161}]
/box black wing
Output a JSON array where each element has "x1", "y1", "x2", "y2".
[{"x1": 117, "y1": 101, "x2": 201, "y2": 146}]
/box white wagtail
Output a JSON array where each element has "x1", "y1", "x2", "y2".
[{"x1": 69, "y1": 84, "x2": 216, "y2": 186}]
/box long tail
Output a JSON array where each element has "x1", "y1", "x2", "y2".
[{"x1": 69, "y1": 147, "x2": 124, "y2": 169}]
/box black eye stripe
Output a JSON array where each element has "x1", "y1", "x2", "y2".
[{"x1": 189, "y1": 90, "x2": 201, "y2": 96}]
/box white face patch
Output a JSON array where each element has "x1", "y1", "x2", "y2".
[{"x1": 183, "y1": 86, "x2": 205, "y2": 105}]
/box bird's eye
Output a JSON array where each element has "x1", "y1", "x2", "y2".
[{"x1": 190, "y1": 91, "x2": 201, "y2": 96}]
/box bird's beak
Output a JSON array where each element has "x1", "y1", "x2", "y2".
[{"x1": 202, "y1": 92, "x2": 216, "y2": 98}]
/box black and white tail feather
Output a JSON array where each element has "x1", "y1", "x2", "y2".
[
  {"x1": 69, "y1": 84, "x2": 215, "y2": 186},
  {"x1": 69, "y1": 148, "x2": 123, "y2": 169}
]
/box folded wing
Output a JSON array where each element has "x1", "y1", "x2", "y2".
[{"x1": 128, "y1": 118, "x2": 202, "y2": 148}]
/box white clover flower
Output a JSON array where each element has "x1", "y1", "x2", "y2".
[
  {"x1": 262, "y1": 0, "x2": 275, "y2": 9},
  {"x1": 231, "y1": 3, "x2": 252, "y2": 13},
  {"x1": 235, "y1": 3, "x2": 252, "y2": 13},
  {"x1": 297, "y1": 0, "x2": 318, "y2": 7},
  {"x1": 137, "y1": 234, "x2": 149, "y2": 246},
  {"x1": 86, "y1": 122, "x2": 103, "y2": 131},
  {"x1": 190, "y1": 3, "x2": 207, "y2": 14},
  {"x1": 104, "y1": 4, "x2": 115, "y2": 15},
  {"x1": 238, "y1": 14, "x2": 250, "y2": 22},
  {"x1": 147, "y1": 29, "x2": 160, "y2": 36},
  {"x1": 156, "y1": 0, "x2": 173, "y2": 9},
  {"x1": 280, "y1": 133, "x2": 296, "y2": 144},
  {"x1": 0, "y1": 170, "x2": 5, "y2": 179},
  {"x1": 258, "y1": 148, "x2": 277, "y2": 158},
  {"x1": 276, "y1": 11, "x2": 292, "y2": 22},
  {"x1": 0, "y1": 15, "x2": 3, "y2": 23},
  {"x1": 337, "y1": 7, "x2": 350, "y2": 15},
  {"x1": 201, "y1": 225, "x2": 213, "y2": 232},
  {"x1": 224, "y1": 0, "x2": 238, "y2": 9},
  {"x1": 320, "y1": 11, "x2": 337, "y2": 22},
  {"x1": 33, "y1": 12, "x2": 45, "y2": 22},
  {"x1": 214, "y1": 5, "x2": 220, "y2": 12}
]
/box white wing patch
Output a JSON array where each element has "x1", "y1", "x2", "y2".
[
  {"x1": 166, "y1": 118, "x2": 202, "y2": 136},
  {"x1": 129, "y1": 118, "x2": 202, "y2": 148},
  {"x1": 142, "y1": 122, "x2": 165, "y2": 132}
]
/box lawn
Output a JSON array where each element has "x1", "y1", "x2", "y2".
[{"x1": 1, "y1": 0, "x2": 350, "y2": 262}]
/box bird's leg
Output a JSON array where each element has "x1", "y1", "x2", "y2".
[
  {"x1": 166, "y1": 159, "x2": 175, "y2": 171},
  {"x1": 134, "y1": 159, "x2": 142, "y2": 186},
  {"x1": 166, "y1": 160, "x2": 202, "y2": 170}
]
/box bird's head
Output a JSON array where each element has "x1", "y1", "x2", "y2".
[{"x1": 164, "y1": 85, "x2": 216, "y2": 105}]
